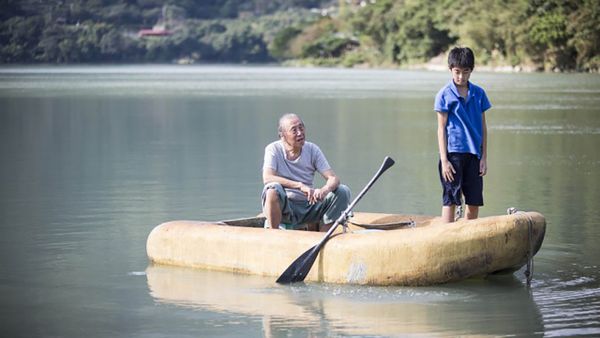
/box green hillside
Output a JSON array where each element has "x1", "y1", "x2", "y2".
[{"x1": 1, "y1": 0, "x2": 598, "y2": 71}]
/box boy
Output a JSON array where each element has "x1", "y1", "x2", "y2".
[{"x1": 435, "y1": 47, "x2": 491, "y2": 223}]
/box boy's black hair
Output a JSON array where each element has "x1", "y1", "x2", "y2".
[{"x1": 448, "y1": 47, "x2": 475, "y2": 70}]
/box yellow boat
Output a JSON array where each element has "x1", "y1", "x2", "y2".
[{"x1": 146, "y1": 211, "x2": 545, "y2": 286}]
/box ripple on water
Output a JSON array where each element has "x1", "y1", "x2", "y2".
[
  {"x1": 280, "y1": 281, "x2": 473, "y2": 304},
  {"x1": 492, "y1": 124, "x2": 600, "y2": 135},
  {"x1": 533, "y1": 272, "x2": 600, "y2": 337}
]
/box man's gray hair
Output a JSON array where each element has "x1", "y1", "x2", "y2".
[{"x1": 278, "y1": 113, "x2": 303, "y2": 133}]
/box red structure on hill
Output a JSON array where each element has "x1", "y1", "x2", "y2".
[{"x1": 138, "y1": 25, "x2": 172, "y2": 37}]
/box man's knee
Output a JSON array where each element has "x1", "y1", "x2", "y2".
[
  {"x1": 262, "y1": 182, "x2": 284, "y2": 204},
  {"x1": 333, "y1": 184, "x2": 351, "y2": 204},
  {"x1": 265, "y1": 187, "x2": 279, "y2": 203}
]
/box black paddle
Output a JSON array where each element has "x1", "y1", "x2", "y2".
[{"x1": 276, "y1": 156, "x2": 395, "y2": 284}]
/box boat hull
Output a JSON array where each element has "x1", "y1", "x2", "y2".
[{"x1": 146, "y1": 212, "x2": 545, "y2": 286}]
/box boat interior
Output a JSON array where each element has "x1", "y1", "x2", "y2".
[{"x1": 219, "y1": 213, "x2": 436, "y2": 231}]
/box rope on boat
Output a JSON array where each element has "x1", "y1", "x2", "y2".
[
  {"x1": 507, "y1": 207, "x2": 535, "y2": 287},
  {"x1": 348, "y1": 219, "x2": 416, "y2": 230}
]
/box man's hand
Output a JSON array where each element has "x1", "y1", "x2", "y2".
[
  {"x1": 300, "y1": 184, "x2": 329, "y2": 204},
  {"x1": 312, "y1": 188, "x2": 329, "y2": 203}
]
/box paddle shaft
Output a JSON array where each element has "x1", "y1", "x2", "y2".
[
  {"x1": 276, "y1": 156, "x2": 395, "y2": 284},
  {"x1": 320, "y1": 156, "x2": 395, "y2": 243}
]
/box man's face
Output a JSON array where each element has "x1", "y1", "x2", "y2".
[
  {"x1": 281, "y1": 117, "x2": 305, "y2": 148},
  {"x1": 451, "y1": 67, "x2": 471, "y2": 87}
]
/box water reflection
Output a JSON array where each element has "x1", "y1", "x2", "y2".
[{"x1": 146, "y1": 264, "x2": 543, "y2": 337}]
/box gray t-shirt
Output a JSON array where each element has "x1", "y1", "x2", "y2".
[{"x1": 263, "y1": 140, "x2": 331, "y2": 201}]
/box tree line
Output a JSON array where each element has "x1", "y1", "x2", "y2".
[{"x1": 1, "y1": 0, "x2": 598, "y2": 72}]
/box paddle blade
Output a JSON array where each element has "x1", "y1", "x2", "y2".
[{"x1": 276, "y1": 245, "x2": 319, "y2": 284}]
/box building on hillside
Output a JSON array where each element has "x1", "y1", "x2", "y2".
[{"x1": 138, "y1": 24, "x2": 172, "y2": 37}]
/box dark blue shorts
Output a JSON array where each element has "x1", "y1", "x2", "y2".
[{"x1": 438, "y1": 153, "x2": 483, "y2": 206}]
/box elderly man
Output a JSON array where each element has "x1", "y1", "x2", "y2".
[{"x1": 262, "y1": 113, "x2": 351, "y2": 231}]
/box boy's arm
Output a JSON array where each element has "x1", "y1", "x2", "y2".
[
  {"x1": 480, "y1": 112, "x2": 488, "y2": 176},
  {"x1": 437, "y1": 111, "x2": 455, "y2": 182}
]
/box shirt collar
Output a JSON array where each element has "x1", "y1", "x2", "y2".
[{"x1": 449, "y1": 80, "x2": 472, "y2": 99}]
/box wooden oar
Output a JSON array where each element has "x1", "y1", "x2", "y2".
[{"x1": 276, "y1": 156, "x2": 395, "y2": 284}]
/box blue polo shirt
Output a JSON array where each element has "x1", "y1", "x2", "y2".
[{"x1": 434, "y1": 80, "x2": 491, "y2": 159}]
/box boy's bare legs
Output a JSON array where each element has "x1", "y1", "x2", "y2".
[
  {"x1": 442, "y1": 205, "x2": 479, "y2": 222},
  {"x1": 441, "y1": 205, "x2": 455, "y2": 223},
  {"x1": 466, "y1": 205, "x2": 479, "y2": 220},
  {"x1": 263, "y1": 189, "x2": 282, "y2": 229}
]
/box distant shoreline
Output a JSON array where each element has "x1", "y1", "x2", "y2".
[{"x1": 0, "y1": 61, "x2": 595, "y2": 74}]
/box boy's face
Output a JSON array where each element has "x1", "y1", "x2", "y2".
[{"x1": 450, "y1": 67, "x2": 472, "y2": 87}]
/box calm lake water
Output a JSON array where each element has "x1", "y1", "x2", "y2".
[{"x1": 1, "y1": 65, "x2": 599, "y2": 337}]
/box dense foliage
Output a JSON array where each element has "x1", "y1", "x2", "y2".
[{"x1": 1, "y1": 0, "x2": 598, "y2": 71}]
